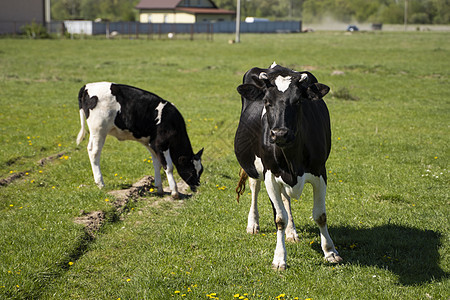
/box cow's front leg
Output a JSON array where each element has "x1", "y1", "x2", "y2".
[
  {"x1": 87, "y1": 133, "x2": 106, "y2": 188},
  {"x1": 312, "y1": 176, "x2": 342, "y2": 263},
  {"x1": 247, "y1": 177, "x2": 261, "y2": 234},
  {"x1": 146, "y1": 147, "x2": 164, "y2": 196},
  {"x1": 282, "y1": 192, "x2": 299, "y2": 242},
  {"x1": 162, "y1": 150, "x2": 179, "y2": 199},
  {"x1": 265, "y1": 172, "x2": 288, "y2": 270}
]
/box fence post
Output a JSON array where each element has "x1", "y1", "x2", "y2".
[
  {"x1": 106, "y1": 22, "x2": 110, "y2": 39},
  {"x1": 136, "y1": 22, "x2": 139, "y2": 39},
  {"x1": 190, "y1": 24, "x2": 194, "y2": 41},
  {"x1": 148, "y1": 23, "x2": 152, "y2": 40},
  {"x1": 210, "y1": 23, "x2": 214, "y2": 41}
]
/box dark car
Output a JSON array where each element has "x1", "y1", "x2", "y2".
[{"x1": 347, "y1": 25, "x2": 359, "y2": 32}]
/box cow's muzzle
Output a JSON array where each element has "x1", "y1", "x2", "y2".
[
  {"x1": 270, "y1": 128, "x2": 292, "y2": 146},
  {"x1": 190, "y1": 185, "x2": 198, "y2": 192}
]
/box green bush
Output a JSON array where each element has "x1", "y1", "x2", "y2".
[{"x1": 21, "y1": 21, "x2": 50, "y2": 39}]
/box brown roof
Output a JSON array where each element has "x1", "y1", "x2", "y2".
[
  {"x1": 135, "y1": 0, "x2": 181, "y2": 10},
  {"x1": 176, "y1": 7, "x2": 235, "y2": 15}
]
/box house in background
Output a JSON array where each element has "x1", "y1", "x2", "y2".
[{"x1": 136, "y1": 0, "x2": 235, "y2": 23}]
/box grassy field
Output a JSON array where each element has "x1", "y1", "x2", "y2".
[{"x1": 0, "y1": 31, "x2": 449, "y2": 299}]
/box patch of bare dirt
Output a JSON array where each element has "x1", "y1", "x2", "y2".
[
  {"x1": 1, "y1": 151, "x2": 67, "y2": 187},
  {"x1": 108, "y1": 175, "x2": 155, "y2": 214},
  {"x1": 74, "y1": 211, "x2": 106, "y2": 238},
  {"x1": 37, "y1": 151, "x2": 66, "y2": 166},
  {"x1": 0, "y1": 171, "x2": 29, "y2": 186},
  {"x1": 74, "y1": 176, "x2": 191, "y2": 235}
]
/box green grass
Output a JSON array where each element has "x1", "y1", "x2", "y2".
[{"x1": 0, "y1": 32, "x2": 449, "y2": 299}]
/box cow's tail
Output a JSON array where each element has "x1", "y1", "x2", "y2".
[
  {"x1": 76, "y1": 109, "x2": 86, "y2": 145},
  {"x1": 236, "y1": 168, "x2": 248, "y2": 203}
]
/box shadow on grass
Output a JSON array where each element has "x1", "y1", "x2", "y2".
[{"x1": 306, "y1": 224, "x2": 448, "y2": 285}]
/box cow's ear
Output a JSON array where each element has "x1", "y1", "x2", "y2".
[
  {"x1": 307, "y1": 83, "x2": 330, "y2": 101},
  {"x1": 237, "y1": 84, "x2": 264, "y2": 101},
  {"x1": 194, "y1": 148, "x2": 204, "y2": 159}
]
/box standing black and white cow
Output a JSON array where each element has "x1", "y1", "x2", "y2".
[
  {"x1": 234, "y1": 63, "x2": 342, "y2": 269},
  {"x1": 77, "y1": 82, "x2": 203, "y2": 198}
]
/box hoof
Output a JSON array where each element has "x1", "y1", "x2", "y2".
[
  {"x1": 96, "y1": 182, "x2": 105, "y2": 189},
  {"x1": 325, "y1": 252, "x2": 343, "y2": 263},
  {"x1": 171, "y1": 192, "x2": 180, "y2": 200},
  {"x1": 246, "y1": 225, "x2": 260, "y2": 234},
  {"x1": 285, "y1": 233, "x2": 300, "y2": 243},
  {"x1": 272, "y1": 262, "x2": 287, "y2": 271},
  {"x1": 156, "y1": 188, "x2": 164, "y2": 196}
]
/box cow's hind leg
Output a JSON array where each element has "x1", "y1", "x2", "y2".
[
  {"x1": 87, "y1": 133, "x2": 107, "y2": 188},
  {"x1": 247, "y1": 177, "x2": 261, "y2": 234},
  {"x1": 311, "y1": 176, "x2": 342, "y2": 263}
]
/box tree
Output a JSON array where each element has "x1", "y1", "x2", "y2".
[{"x1": 50, "y1": 0, "x2": 450, "y2": 24}]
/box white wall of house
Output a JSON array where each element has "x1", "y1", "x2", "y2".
[
  {"x1": 139, "y1": 11, "x2": 196, "y2": 23},
  {"x1": 139, "y1": 11, "x2": 233, "y2": 23}
]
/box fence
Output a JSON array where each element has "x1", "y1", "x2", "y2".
[
  {"x1": 57, "y1": 21, "x2": 301, "y2": 37},
  {"x1": 1, "y1": 20, "x2": 302, "y2": 38}
]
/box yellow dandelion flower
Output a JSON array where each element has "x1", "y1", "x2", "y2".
[
  {"x1": 234, "y1": 294, "x2": 240, "y2": 298},
  {"x1": 174, "y1": 290, "x2": 181, "y2": 294},
  {"x1": 310, "y1": 240, "x2": 314, "y2": 245},
  {"x1": 68, "y1": 262, "x2": 74, "y2": 266},
  {"x1": 58, "y1": 143, "x2": 62, "y2": 147},
  {"x1": 10, "y1": 204, "x2": 13, "y2": 207},
  {"x1": 434, "y1": 156, "x2": 438, "y2": 159},
  {"x1": 126, "y1": 278, "x2": 131, "y2": 282},
  {"x1": 105, "y1": 198, "x2": 109, "y2": 202}
]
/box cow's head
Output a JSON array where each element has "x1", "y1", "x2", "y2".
[
  {"x1": 237, "y1": 64, "x2": 329, "y2": 148},
  {"x1": 177, "y1": 148, "x2": 204, "y2": 192}
]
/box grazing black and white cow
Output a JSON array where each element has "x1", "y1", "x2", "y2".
[
  {"x1": 234, "y1": 63, "x2": 342, "y2": 269},
  {"x1": 77, "y1": 82, "x2": 203, "y2": 198}
]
